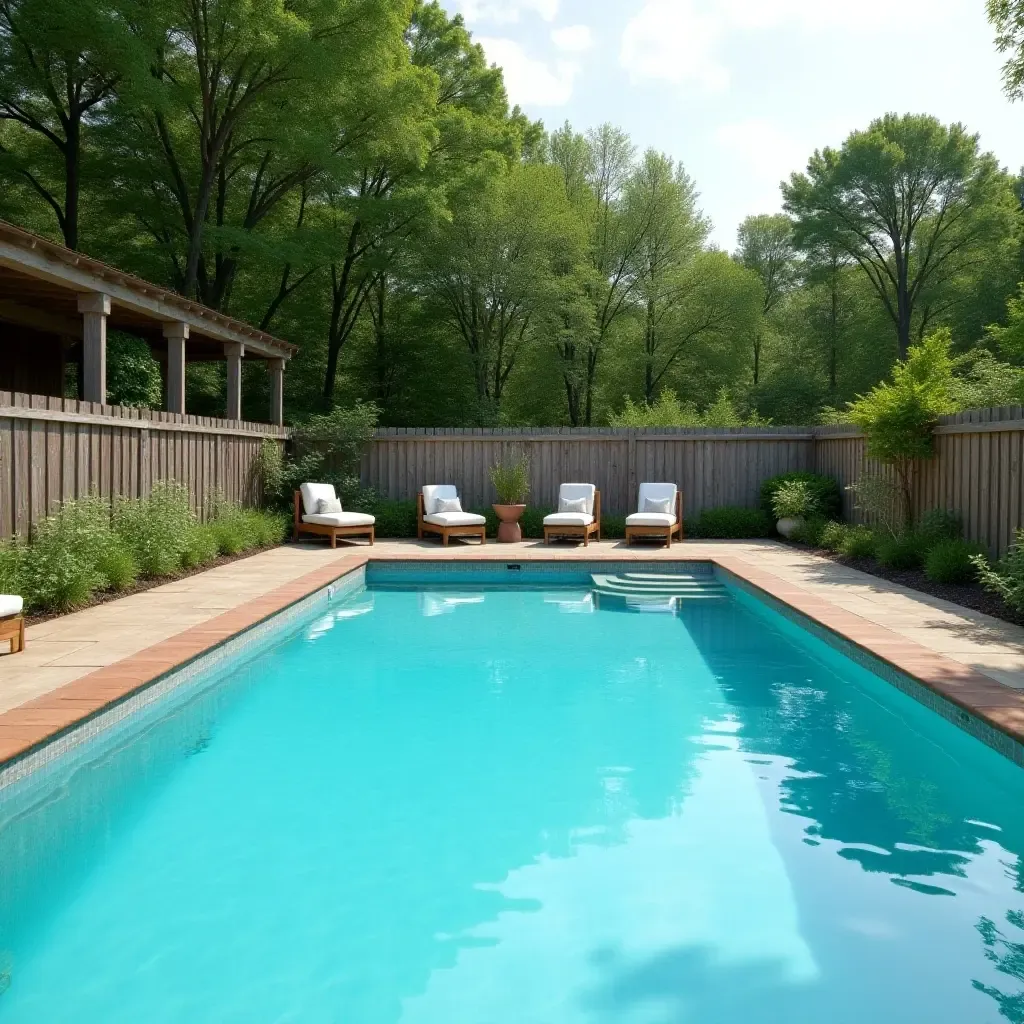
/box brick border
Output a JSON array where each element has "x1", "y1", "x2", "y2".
[{"x1": 1, "y1": 549, "x2": 1022, "y2": 772}]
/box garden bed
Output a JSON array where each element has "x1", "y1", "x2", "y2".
[
  {"x1": 794, "y1": 542, "x2": 1024, "y2": 628},
  {"x1": 25, "y1": 543, "x2": 286, "y2": 628}
]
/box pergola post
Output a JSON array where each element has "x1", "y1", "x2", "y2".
[
  {"x1": 163, "y1": 321, "x2": 189, "y2": 415},
  {"x1": 269, "y1": 358, "x2": 285, "y2": 426},
  {"x1": 225, "y1": 342, "x2": 244, "y2": 421},
  {"x1": 77, "y1": 292, "x2": 110, "y2": 404}
]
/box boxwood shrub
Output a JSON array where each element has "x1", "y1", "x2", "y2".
[
  {"x1": 760, "y1": 472, "x2": 842, "y2": 522},
  {"x1": 688, "y1": 506, "x2": 774, "y2": 539}
]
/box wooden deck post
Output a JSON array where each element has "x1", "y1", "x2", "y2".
[
  {"x1": 269, "y1": 357, "x2": 285, "y2": 426},
  {"x1": 163, "y1": 322, "x2": 188, "y2": 414},
  {"x1": 77, "y1": 292, "x2": 110, "y2": 404},
  {"x1": 225, "y1": 342, "x2": 244, "y2": 421}
]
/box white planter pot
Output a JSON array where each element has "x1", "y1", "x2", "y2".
[{"x1": 777, "y1": 517, "x2": 803, "y2": 539}]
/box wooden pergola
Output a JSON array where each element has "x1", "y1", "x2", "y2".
[{"x1": 0, "y1": 221, "x2": 297, "y2": 424}]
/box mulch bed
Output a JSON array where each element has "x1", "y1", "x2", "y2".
[
  {"x1": 25, "y1": 544, "x2": 286, "y2": 628},
  {"x1": 794, "y1": 543, "x2": 1024, "y2": 628}
]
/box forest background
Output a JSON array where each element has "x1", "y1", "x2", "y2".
[{"x1": 6, "y1": 0, "x2": 1024, "y2": 429}]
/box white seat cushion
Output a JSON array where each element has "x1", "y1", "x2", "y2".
[
  {"x1": 557, "y1": 483, "x2": 595, "y2": 515},
  {"x1": 300, "y1": 482, "x2": 337, "y2": 517},
  {"x1": 0, "y1": 595, "x2": 23, "y2": 617},
  {"x1": 302, "y1": 512, "x2": 375, "y2": 528},
  {"x1": 543, "y1": 512, "x2": 594, "y2": 527},
  {"x1": 637, "y1": 482, "x2": 677, "y2": 514},
  {"x1": 422, "y1": 484, "x2": 459, "y2": 516},
  {"x1": 625, "y1": 512, "x2": 677, "y2": 527},
  {"x1": 423, "y1": 511, "x2": 486, "y2": 527}
]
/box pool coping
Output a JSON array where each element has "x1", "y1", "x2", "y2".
[{"x1": 1, "y1": 552, "x2": 1023, "y2": 776}]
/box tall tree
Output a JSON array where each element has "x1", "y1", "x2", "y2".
[
  {"x1": 0, "y1": 0, "x2": 148, "y2": 248},
  {"x1": 735, "y1": 213, "x2": 797, "y2": 384},
  {"x1": 422, "y1": 160, "x2": 585, "y2": 421},
  {"x1": 107, "y1": 0, "x2": 415, "y2": 305},
  {"x1": 783, "y1": 113, "x2": 1015, "y2": 359}
]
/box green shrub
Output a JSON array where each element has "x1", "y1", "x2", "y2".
[
  {"x1": 22, "y1": 530, "x2": 101, "y2": 612},
  {"x1": 925, "y1": 539, "x2": 984, "y2": 584},
  {"x1": 819, "y1": 521, "x2": 849, "y2": 552},
  {"x1": 876, "y1": 533, "x2": 928, "y2": 569},
  {"x1": 0, "y1": 542, "x2": 25, "y2": 596},
  {"x1": 689, "y1": 506, "x2": 774, "y2": 539},
  {"x1": 916, "y1": 508, "x2": 963, "y2": 546},
  {"x1": 520, "y1": 506, "x2": 551, "y2": 539},
  {"x1": 601, "y1": 513, "x2": 626, "y2": 540},
  {"x1": 369, "y1": 499, "x2": 418, "y2": 538},
  {"x1": 791, "y1": 515, "x2": 828, "y2": 546},
  {"x1": 840, "y1": 526, "x2": 878, "y2": 559},
  {"x1": 761, "y1": 472, "x2": 841, "y2": 521},
  {"x1": 96, "y1": 542, "x2": 138, "y2": 592},
  {"x1": 181, "y1": 525, "x2": 220, "y2": 569},
  {"x1": 114, "y1": 483, "x2": 196, "y2": 577},
  {"x1": 771, "y1": 480, "x2": 821, "y2": 520},
  {"x1": 975, "y1": 532, "x2": 1024, "y2": 610}
]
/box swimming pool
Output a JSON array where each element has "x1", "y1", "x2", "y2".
[{"x1": 1, "y1": 562, "x2": 1023, "y2": 1022}]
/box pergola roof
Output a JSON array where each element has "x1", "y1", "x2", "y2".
[{"x1": 0, "y1": 219, "x2": 297, "y2": 361}]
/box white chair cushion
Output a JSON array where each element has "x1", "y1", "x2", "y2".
[
  {"x1": 317, "y1": 496, "x2": 343, "y2": 514},
  {"x1": 302, "y1": 512, "x2": 375, "y2": 527},
  {"x1": 625, "y1": 512, "x2": 677, "y2": 527},
  {"x1": 300, "y1": 482, "x2": 337, "y2": 517},
  {"x1": 435, "y1": 496, "x2": 463, "y2": 513},
  {"x1": 642, "y1": 496, "x2": 672, "y2": 514},
  {"x1": 422, "y1": 484, "x2": 458, "y2": 516},
  {"x1": 0, "y1": 595, "x2": 23, "y2": 617},
  {"x1": 543, "y1": 512, "x2": 594, "y2": 527},
  {"x1": 423, "y1": 511, "x2": 486, "y2": 527},
  {"x1": 557, "y1": 483, "x2": 595, "y2": 515},
  {"x1": 637, "y1": 482, "x2": 677, "y2": 514}
]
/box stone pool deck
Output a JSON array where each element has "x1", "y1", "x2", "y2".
[{"x1": 2, "y1": 538, "x2": 1024, "y2": 765}]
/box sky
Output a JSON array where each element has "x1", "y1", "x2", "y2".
[{"x1": 440, "y1": 0, "x2": 1024, "y2": 250}]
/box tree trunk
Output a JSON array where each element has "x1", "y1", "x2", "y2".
[
  {"x1": 753, "y1": 334, "x2": 760, "y2": 385},
  {"x1": 896, "y1": 256, "x2": 911, "y2": 360},
  {"x1": 63, "y1": 117, "x2": 80, "y2": 250},
  {"x1": 829, "y1": 267, "x2": 838, "y2": 394},
  {"x1": 644, "y1": 299, "x2": 656, "y2": 404}
]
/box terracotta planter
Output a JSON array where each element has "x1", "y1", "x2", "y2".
[{"x1": 493, "y1": 503, "x2": 526, "y2": 543}]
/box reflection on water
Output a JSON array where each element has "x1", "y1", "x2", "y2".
[{"x1": 0, "y1": 586, "x2": 1022, "y2": 1022}]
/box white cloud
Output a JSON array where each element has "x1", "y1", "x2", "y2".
[
  {"x1": 456, "y1": 0, "x2": 558, "y2": 24},
  {"x1": 621, "y1": 0, "x2": 959, "y2": 92},
  {"x1": 478, "y1": 37, "x2": 580, "y2": 106},
  {"x1": 551, "y1": 24, "x2": 594, "y2": 53},
  {"x1": 620, "y1": 0, "x2": 728, "y2": 92}
]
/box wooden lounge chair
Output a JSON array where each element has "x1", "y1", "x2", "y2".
[
  {"x1": 0, "y1": 595, "x2": 24, "y2": 654},
  {"x1": 543, "y1": 484, "x2": 601, "y2": 546},
  {"x1": 625, "y1": 483, "x2": 683, "y2": 548},
  {"x1": 417, "y1": 485, "x2": 487, "y2": 546},
  {"x1": 294, "y1": 484, "x2": 375, "y2": 548}
]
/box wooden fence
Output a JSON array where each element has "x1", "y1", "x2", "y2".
[
  {"x1": 0, "y1": 391, "x2": 290, "y2": 539},
  {"x1": 816, "y1": 405, "x2": 1024, "y2": 556},
  {"x1": 363, "y1": 427, "x2": 817, "y2": 520},
  {"x1": 364, "y1": 412, "x2": 1024, "y2": 555}
]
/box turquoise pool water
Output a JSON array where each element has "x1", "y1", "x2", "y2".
[{"x1": 1, "y1": 570, "x2": 1023, "y2": 1022}]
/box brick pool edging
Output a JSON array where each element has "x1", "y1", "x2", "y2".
[{"x1": 1, "y1": 550, "x2": 1023, "y2": 778}]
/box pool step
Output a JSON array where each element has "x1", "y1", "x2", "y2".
[{"x1": 591, "y1": 572, "x2": 726, "y2": 602}]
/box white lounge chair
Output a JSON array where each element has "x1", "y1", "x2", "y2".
[
  {"x1": 418, "y1": 485, "x2": 487, "y2": 546},
  {"x1": 625, "y1": 483, "x2": 683, "y2": 548},
  {"x1": 0, "y1": 595, "x2": 24, "y2": 654},
  {"x1": 294, "y1": 483, "x2": 375, "y2": 548},
  {"x1": 543, "y1": 483, "x2": 600, "y2": 546}
]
